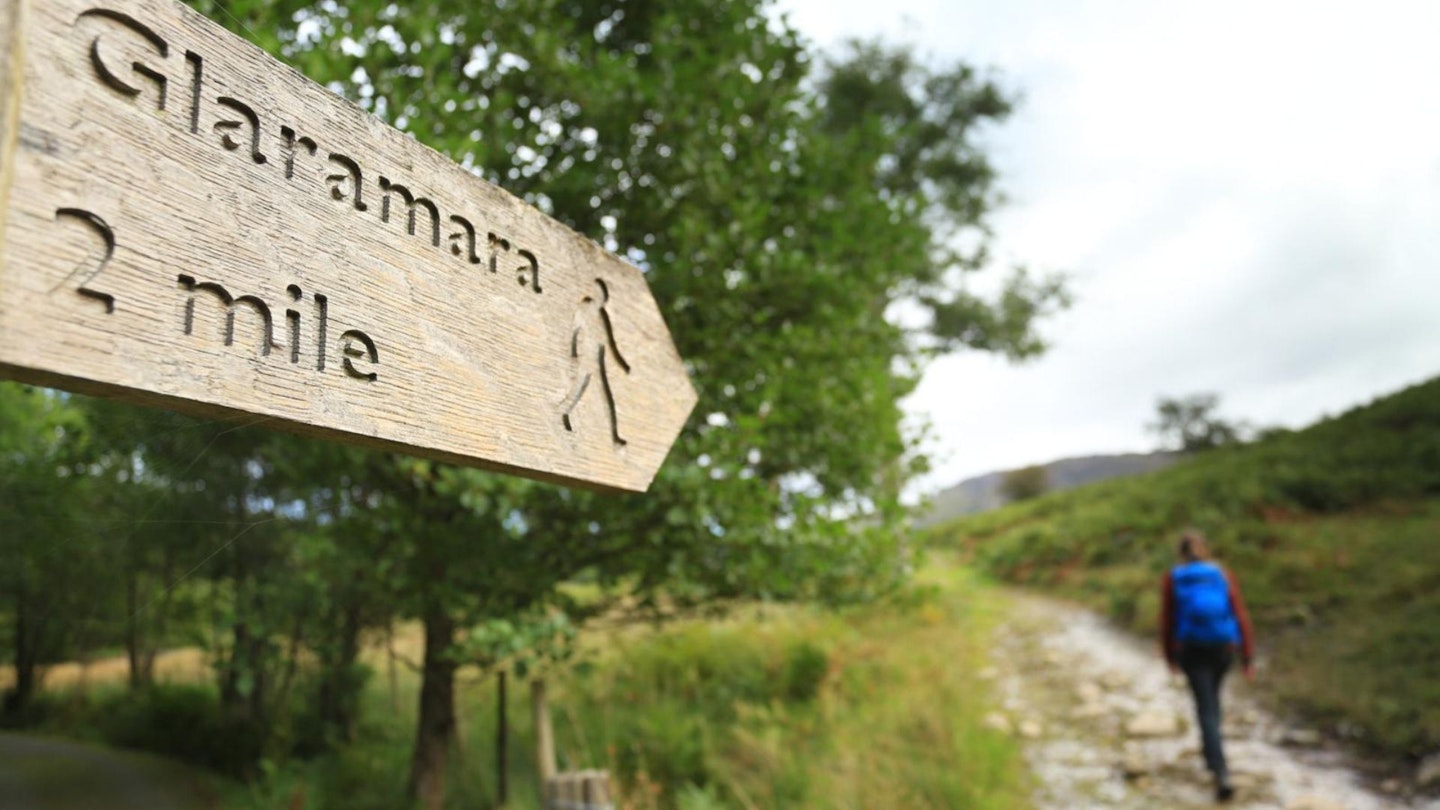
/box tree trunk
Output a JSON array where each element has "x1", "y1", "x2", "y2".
[
  {"x1": 497, "y1": 671, "x2": 508, "y2": 806},
  {"x1": 219, "y1": 619, "x2": 247, "y2": 711},
  {"x1": 221, "y1": 551, "x2": 268, "y2": 727},
  {"x1": 220, "y1": 553, "x2": 246, "y2": 713},
  {"x1": 6, "y1": 589, "x2": 39, "y2": 715},
  {"x1": 271, "y1": 613, "x2": 307, "y2": 730},
  {"x1": 145, "y1": 550, "x2": 175, "y2": 688},
  {"x1": 318, "y1": 602, "x2": 363, "y2": 743},
  {"x1": 247, "y1": 588, "x2": 269, "y2": 726},
  {"x1": 532, "y1": 678, "x2": 556, "y2": 787},
  {"x1": 125, "y1": 570, "x2": 153, "y2": 691},
  {"x1": 408, "y1": 608, "x2": 457, "y2": 810},
  {"x1": 388, "y1": 622, "x2": 400, "y2": 712}
]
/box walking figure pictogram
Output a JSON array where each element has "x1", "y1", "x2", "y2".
[{"x1": 561, "y1": 278, "x2": 630, "y2": 446}]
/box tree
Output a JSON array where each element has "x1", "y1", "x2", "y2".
[
  {"x1": 72, "y1": 400, "x2": 392, "y2": 761},
  {"x1": 1149, "y1": 394, "x2": 1244, "y2": 452},
  {"x1": 0, "y1": 384, "x2": 124, "y2": 714},
  {"x1": 162, "y1": 2, "x2": 1074, "y2": 805},
  {"x1": 816, "y1": 41, "x2": 1072, "y2": 361},
  {"x1": 1000, "y1": 465, "x2": 1049, "y2": 503}
]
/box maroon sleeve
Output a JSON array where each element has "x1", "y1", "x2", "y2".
[
  {"x1": 1224, "y1": 568, "x2": 1255, "y2": 664},
  {"x1": 1160, "y1": 570, "x2": 1177, "y2": 665}
]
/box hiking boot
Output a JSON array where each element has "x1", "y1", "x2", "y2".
[{"x1": 1214, "y1": 778, "x2": 1235, "y2": 803}]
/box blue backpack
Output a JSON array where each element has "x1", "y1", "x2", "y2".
[{"x1": 1172, "y1": 561, "x2": 1240, "y2": 644}]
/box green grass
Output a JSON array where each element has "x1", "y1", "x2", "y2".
[
  {"x1": 555, "y1": 564, "x2": 1026, "y2": 809},
  {"x1": 182, "y1": 562, "x2": 1025, "y2": 809},
  {"x1": 929, "y1": 375, "x2": 1440, "y2": 761}
]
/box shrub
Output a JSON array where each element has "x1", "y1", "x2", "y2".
[
  {"x1": 100, "y1": 685, "x2": 265, "y2": 777},
  {"x1": 780, "y1": 641, "x2": 829, "y2": 703},
  {"x1": 0, "y1": 688, "x2": 117, "y2": 746},
  {"x1": 676, "y1": 783, "x2": 730, "y2": 810},
  {"x1": 615, "y1": 698, "x2": 713, "y2": 789}
]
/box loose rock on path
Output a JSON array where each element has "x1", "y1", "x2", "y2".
[{"x1": 984, "y1": 593, "x2": 1438, "y2": 810}]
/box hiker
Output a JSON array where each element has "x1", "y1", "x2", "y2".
[{"x1": 1159, "y1": 529, "x2": 1255, "y2": 803}]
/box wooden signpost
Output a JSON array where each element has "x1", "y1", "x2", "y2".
[{"x1": 0, "y1": 0, "x2": 697, "y2": 492}]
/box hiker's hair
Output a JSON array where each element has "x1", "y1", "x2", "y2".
[{"x1": 1178, "y1": 529, "x2": 1211, "y2": 562}]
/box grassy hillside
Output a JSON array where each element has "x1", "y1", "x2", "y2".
[{"x1": 929, "y1": 376, "x2": 1440, "y2": 763}]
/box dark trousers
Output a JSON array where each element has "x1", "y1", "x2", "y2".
[{"x1": 1178, "y1": 642, "x2": 1233, "y2": 779}]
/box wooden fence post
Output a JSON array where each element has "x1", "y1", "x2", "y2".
[
  {"x1": 497, "y1": 671, "x2": 508, "y2": 805},
  {"x1": 543, "y1": 770, "x2": 613, "y2": 810},
  {"x1": 533, "y1": 678, "x2": 557, "y2": 785}
]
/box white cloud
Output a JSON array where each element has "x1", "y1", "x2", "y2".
[{"x1": 776, "y1": 0, "x2": 1440, "y2": 492}]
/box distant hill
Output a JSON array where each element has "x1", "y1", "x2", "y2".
[
  {"x1": 929, "y1": 375, "x2": 1440, "y2": 766},
  {"x1": 916, "y1": 451, "x2": 1180, "y2": 527}
]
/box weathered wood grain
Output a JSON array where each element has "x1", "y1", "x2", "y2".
[{"x1": 0, "y1": 0, "x2": 697, "y2": 492}]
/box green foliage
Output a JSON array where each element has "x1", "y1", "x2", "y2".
[
  {"x1": 163, "y1": 6, "x2": 1067, "y2": 796},
  {"x1": 1148, "y1": 392, "x2": 1244, "y2": 452},
  {"x1": 934, "y1": 375, "x2": 1440, "y2": 760},
  {"x1": 554, "y1": 565, "x2": 1025, "y2": 809},
  {"x1": 0, "y1": 384, "x2": 127, "y2": 711},
  {"x1": 100, "y1": 686, "x2": 267, "y2": 777},
  {"x1": 7, "y1": 0, "x2": 1070, "y2": 802},
  {"x1": 675, "y1": 783, "x2": 730, "y2": 810},
  {"x1": 1235, "y1": 506, "x2": 1440, "y2": 756},
  {"x1": 780, "y1": 641, "x2": 830, "y2": 704},
  {"x1": 13, "y1": 563, "x2": 1023, "y2": 809},
  {"x1": 0, "y1": 690, "x2": 96, "y2": 735},
  {"x1": 168, "y1": 0, "x2": 1070, "y2": 616},
  {"x1": 998, "y1": 464, "x2": 1049, "y2": 504},
  {"x1": 599, "y1": 622, "x2": 826, "y2": 715},
  {"x1": 219, "y1": 697, "x2": 424, "y2": 810},
  {"x1": 814, "y1": 41, "x2": 1070, "y2": 361}
]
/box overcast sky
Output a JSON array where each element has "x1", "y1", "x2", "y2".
[{"x1": 774, "y1": 0, "x2": 1440, "y2": 492}]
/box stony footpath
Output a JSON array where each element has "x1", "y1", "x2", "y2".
[{"x1": 982, "y1": 593, "x2": 1438, "y2": 810}]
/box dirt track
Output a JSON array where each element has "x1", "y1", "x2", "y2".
[
  {"x1": 985, "y1": 593, "x2": 1437, "y2": 810},
  {"x1": 0, "y1": 733, "x2": 212, "y2": 810}
]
